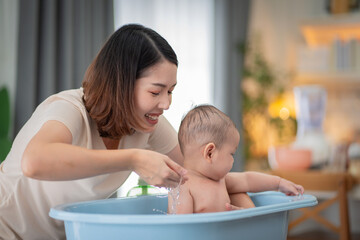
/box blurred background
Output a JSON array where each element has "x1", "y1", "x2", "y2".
[{"x1": 1, "y1": 0, "x2": 360, "y2": 239}]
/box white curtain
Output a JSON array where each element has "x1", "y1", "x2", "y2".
[
  {"x1": 114, "y1": 0, "x2": 214, "y2": 196},
  {"x1": 114, "y1": 0, "x2": 214, "y2": 131},
  {"x1": 114, "y1": 0, "x2": 250, "y2": 174}
]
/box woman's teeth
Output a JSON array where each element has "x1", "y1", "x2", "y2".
[{"x1": 145, "y1": 114, "x2": 159, "y2": 121}]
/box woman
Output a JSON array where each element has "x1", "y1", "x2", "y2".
[{"x1": 0, "y1": 24, "x2": 187, "y2": 240}]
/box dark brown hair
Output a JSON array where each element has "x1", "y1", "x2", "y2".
[
  {"x1": 82, "y1": 24, "x2": 178, "y2": 139},
  {"x1": 178, "y1": 105, "x2": 236, "y2": 154}
]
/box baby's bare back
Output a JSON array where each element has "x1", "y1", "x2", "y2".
[{"x1": 188, "y1": 175, "x2": 231, "y2": 213}]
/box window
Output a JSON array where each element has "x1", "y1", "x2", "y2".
[{"x1": 113, "y1": 0, "x2": 214, "y2": 196}]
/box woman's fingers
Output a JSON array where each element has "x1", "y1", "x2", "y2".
[
  {"x1": 159, "y1": 164, "x2": 187, "y2": 189},
  {"x1": 165, "y1": 158, "x2": 188, "y2": 182},
  {"x1": 154, "y1": 158, "x2": 187, "y2": 188},
  {"x1": 132, "y1": 150, "x2": 188, "y2": 188}
]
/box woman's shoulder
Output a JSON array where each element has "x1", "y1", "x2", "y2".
[
  {"x1": 51, "y1": 88, "x2": 84, "y2": 106},
  {"x1": 36, "y1": 88, "x2": 86, "y2": 114},
  {"x1": 33, "y1": 88, "x2": 93, "y2": 143},
  {"x1": 32, "y1": 88, "x2": 88, "y2": 126}
]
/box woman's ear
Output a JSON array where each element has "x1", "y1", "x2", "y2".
[{"x1": 203, "y1": 142, "x2": 216, "y2": 163}]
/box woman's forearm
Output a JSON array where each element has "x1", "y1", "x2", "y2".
[
  {"x1": 21, "y1": 120, "x2": 186, "y2": 188},
  {"x1": 22, "y1": 142, "x2": 136, "y2": 180}
]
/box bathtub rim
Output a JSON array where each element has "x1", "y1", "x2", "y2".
[{"x1": 49, "y1": 191, "x2": 317, "y2": 225}]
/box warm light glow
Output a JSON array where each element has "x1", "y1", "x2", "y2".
[
  {"x1": 279, "y1": 107, "x2": 290, "y2": 120},
  {"x1": 301, "y1": 24, "x2": 360, "y2": 47},
  {"x1": 268, "y1": 92, "x2": 296, "y2": 119}
]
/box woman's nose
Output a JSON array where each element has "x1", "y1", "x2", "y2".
[{"x1": 159, "y1": 94, "x2": 171, "y2": 110}]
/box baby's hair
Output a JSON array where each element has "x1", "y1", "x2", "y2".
[{"x1": 178, "y1": 104, "x2": 236, "y2": 154}]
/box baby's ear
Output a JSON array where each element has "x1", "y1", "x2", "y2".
[{"x1": 203, "y1": 142, "x2": 216, "y2": 163}]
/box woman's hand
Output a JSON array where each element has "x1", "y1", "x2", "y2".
[
  {"x1": 278, "y1": 178, "x2": 304, "y2": 196},
  {"x1": 131, "y1": 149, "x2": 188, "y2": 188}
]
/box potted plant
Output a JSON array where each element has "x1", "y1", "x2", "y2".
[
  {"x1": 0, "y1": 86, "x2": 12, "y2": 163},
  {"x1": 239, "y1": 37, "x2": 296, "y2": 167}
]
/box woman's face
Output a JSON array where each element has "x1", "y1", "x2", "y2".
[{"x1": 134, "y1": 60, "x2": 177, "y2": 133}]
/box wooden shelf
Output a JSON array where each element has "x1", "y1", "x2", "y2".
[
  {"x1": 294, "y1": 72, "x2": 360, "y2": 89},
  {"x1": 301, "y1": 13, "x2": 360, "y2": 47}
]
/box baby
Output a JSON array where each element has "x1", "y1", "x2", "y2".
[{"x1": 169, "y1": 105, "x2": 304, "y2": 214}]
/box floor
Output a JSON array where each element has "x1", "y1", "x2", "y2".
[{"x1": 288, "y1": 230, "x2": 360, "y2": 240}]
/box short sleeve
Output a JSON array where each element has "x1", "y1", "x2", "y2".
[
  {"x1": 42, "y1": 100, "x2": 85, "y2": 144},
  {"x1": 147, "y1": 115, "x2": 178, "y2": 154}
]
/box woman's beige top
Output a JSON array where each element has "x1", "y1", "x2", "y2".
[{"x1": 0, "y1": 88, "x2": 178, "y2": 240}]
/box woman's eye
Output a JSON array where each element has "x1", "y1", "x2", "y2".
[
  {"x1": 168, "y1": 91, "x2": 173, "y2": 95},
  {"x1": 150, "y1": 92, "x2": 160, "y2": 96}
]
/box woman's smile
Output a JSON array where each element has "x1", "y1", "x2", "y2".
[{"x1": 145, "y1": 113, "x2": 161, "y2": 125}]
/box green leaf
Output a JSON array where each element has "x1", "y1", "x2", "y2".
[
  {"x1": 0, "y1": 87, "x2": 10, "y2": 138},
  {"x1": 0, "y1": 138, "x2": 11, "y2": 163}
]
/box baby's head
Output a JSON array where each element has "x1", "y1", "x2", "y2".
[{"x1": 178, "y1": 105, "x2": 238, "y2": 156}]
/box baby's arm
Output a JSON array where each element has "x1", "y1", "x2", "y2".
[
  {"x1": 225, "y1": 171, "x2": 304, "y2": 196},
  {"x1": 168, "y1": 184, "x2": 193, "y2": 214}
]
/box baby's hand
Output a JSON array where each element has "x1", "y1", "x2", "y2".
[
  {"x1": 278, "y1": 178, "x2": 304, "y2": 196},
  {"x1": 225, "y1": 203, "x2": 244, "y2": 211}
]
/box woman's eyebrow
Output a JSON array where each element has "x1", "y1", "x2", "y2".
[{"x1": 151, "y1": 83, "x2": 177, "y2": 88}]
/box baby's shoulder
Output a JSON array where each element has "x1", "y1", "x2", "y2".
[{"x1": 185, "y1": 174, "x2": 220, "y2": 192}]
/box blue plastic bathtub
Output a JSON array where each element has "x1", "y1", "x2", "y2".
[{"x1": 50, "y1": 191, "x2": 317, "y2": 240}]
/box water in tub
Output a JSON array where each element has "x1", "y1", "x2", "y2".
[{"x1": 127, "y1": 176, "x2": 181, "y2": 214}]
